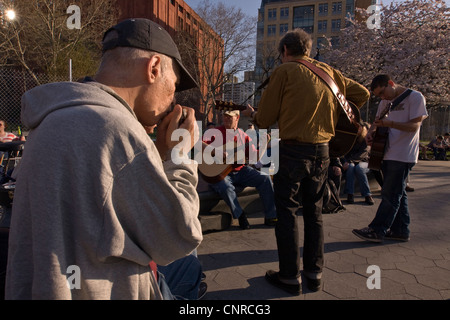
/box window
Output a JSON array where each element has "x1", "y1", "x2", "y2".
[
  {"x1": 170, "y1": 0, "x2": 175, "y2": 6},
  {"x1": 268, "y1": 8, "x2": 277, "y2": 21},
  {"x1": 293, "y1": 5, "x2": 314, "y2": 34},
  {"x1": 332, "y1": 2, "x2": 342, "y2": 15},
  {"x1": 279, "y1": 23, "x2": 288, "y2": 35},
  {"x1": 318, "y1": 20, "x2": 327, "y2": 33},
  {"x1": 346, "y1": 0, "x2": 355, "y2": 16},
  {"x1": 318, "y1": 3, "x2": 328, "y2": 16},
  {"x1": 280, "y1": 7, "x2": 289, "y2": 20},
  {"x1": 267, "y1": 24, "x2": 276, "y2": 37},
  {"x1": 331, "y1": 19, "x2": 341, "y2": 32}
]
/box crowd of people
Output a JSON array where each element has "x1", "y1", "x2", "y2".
[{"x1": 1, "y1": 18, "x2": 439, "y2": 300}]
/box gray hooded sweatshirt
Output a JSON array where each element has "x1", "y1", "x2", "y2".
[{"x1": 6, "y1": 81, "x2": 202, "y2": 299}]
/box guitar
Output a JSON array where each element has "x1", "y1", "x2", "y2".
[
  {"x1": 329, "y1": 100, "x2": 361, "y2": 158},
  {"x1": 368, "y1": 89, "x2": 413, "y2": 171},
  {"x1": 198, "y1": 101, "x2": 266, "y2": 183},
  {"x1": 368, "y1": 105, "x2": 391, "y2": 171}
]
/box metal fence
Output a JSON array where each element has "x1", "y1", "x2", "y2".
[{"x1": 0, "y1": 68, "x2": 67, "y2": 134}]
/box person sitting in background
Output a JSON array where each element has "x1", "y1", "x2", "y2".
[
  {"x1": 202, "y1": 110, "x2": 277, "y2": 229},
  {"x1": 432, "y1": 135, "x2": 446, "y2": 160},
  {"x1": 0, "y1": 120, "x2": 20, "y2": 143},
  {"x1": 343, "y1": 122, "x2": 374, "y2": 205}
]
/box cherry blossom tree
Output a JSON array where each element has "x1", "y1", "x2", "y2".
[{"x1": 322, "y1": 0, "x2": 449, "y2": 106}]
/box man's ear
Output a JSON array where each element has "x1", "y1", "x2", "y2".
[
  {"x1": 387, "y1": 80, "x2": 395, "y2": 87},
  {"x1": 146, "y1": 55, "x2": 162, "y2": 84}
]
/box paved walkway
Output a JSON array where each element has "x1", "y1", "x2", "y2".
[{"x1": 197, "y1": 160, "x2": 450, "y2": 300}]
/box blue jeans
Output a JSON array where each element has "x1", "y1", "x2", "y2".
[
  {"x1": 273, "y1": 142, "x2": 329, "y2": 279},
  {"x1": 210, "y1": 166, "x2": 276, "y2": 219},
  {"x1": 344, "y1": 162, "x2": 371, "y2": 196},
  {"x1": 369, "y1": 160, "x2": 414, "y2": 237},
  {"x1": 158, "y1": 252, "x2": 202, "y2": 300}
]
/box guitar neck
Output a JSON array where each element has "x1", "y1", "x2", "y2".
[
  {"x1": 377, "y1": 103, "x2": 392, "y2": 120},
  {"x1": 215, "y1": 100, "x2": 248, "y2": 112}
]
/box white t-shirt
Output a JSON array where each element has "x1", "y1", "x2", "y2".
[{"x1": 376, "y1": 90, "x2": 428, "y2": 163}]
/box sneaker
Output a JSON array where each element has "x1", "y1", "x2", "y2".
[
  {"x1": 238, "y1": 212, "x2": 250, "y2": 229},
  {"x1": 352, "y1": 227, "x2": 383, "y2": 243},
  {"x1": 365, "y1": 196, "x2": 374, "y2": 205},
  {"x1": 264, "y1": 218, "x2": 278, "y2": 226},
  {"x1": 347, "y1": 194, "x2": 354, "y2": 204},
  {"x1": 405, "y1": 186, "x2": 415, "y2": 192},
  {"x1": 385, "y1": 230, "x2": 410, "y2": 242},
  {"x1": 265, "y1": 270, "x2": 301, "y2": 295}
]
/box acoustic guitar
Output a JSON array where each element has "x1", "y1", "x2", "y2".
[
  {"x1": 198, "y1": 101, "x2": 267, "y2": 184},
  {"x1": 368, "y1": 105, "x2": 390, "y2": 171},
  {"x1": 368, "y1": 89, "x2": 413, "y2": 171}
]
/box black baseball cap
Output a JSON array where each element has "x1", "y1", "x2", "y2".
[{"x1": 102, "y1": 18, "x2": 198, "y2": 92}]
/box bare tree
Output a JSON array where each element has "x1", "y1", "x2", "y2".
[
  {"x1": 176, "y1": 0, "x2": 257, "y2": 124},
  {"x1": 0, "y1": 0, "x2": 119, "y2": 84}
]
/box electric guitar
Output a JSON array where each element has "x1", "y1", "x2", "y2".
[{"x1": 368, "y1": 89, "x2": 413, "y2": 171}]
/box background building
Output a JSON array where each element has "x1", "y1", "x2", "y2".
[
  {"x1": 254, "y1": 0, "x2": 373, "y2": 87},
  {"x1": 223, "y1": 81, "x2": 256, "y2": 106}
]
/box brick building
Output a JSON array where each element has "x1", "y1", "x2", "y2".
[{"x1": 116, "y1": 0, "x2": 223, "y2": 120}]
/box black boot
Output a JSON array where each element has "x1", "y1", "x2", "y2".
[{"x1": 238, "y1": 212, "x2": 250, "y2": 229}]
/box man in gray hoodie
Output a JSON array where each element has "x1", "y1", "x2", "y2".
[{"x1": 6, "y1": 19, "x2": 203, "y2": 300}]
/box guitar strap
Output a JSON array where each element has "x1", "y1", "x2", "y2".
[
  {"x1": 378, "y1": 88, "x2": 413, "y2": 120},
  {"x1": 295, "y1": 59, "x2": 358, "y2": 124},
  {"x1": 389, "y1": 89, "x2": 413, "y2": 111}
]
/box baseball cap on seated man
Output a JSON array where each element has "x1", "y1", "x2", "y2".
[
  {"x1": 223, "y1": 110, "x2": 240, "y2": 117},
  {"x1": 102, "y1": 18, "x2": 198, "y2": 92}
]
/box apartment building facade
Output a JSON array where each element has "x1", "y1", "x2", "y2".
[
  {"x1": 223, "y1": 81, "x2": 256, "y2": 106},
  {"x1": 255, "y1": 0, "x2": 373, "y2": 81}
]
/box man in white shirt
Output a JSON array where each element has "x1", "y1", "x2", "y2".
[{"x1": 353, "y1": 74, "x2": 428, "y2": 243}]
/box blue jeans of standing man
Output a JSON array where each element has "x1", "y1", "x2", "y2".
[
  {"x1": 273, "y1": 142, "x2": 329, "y2": 280},
  {"x1": 344, "y1": 162, "x2": 372, "y2": 197},
  {"x1": 369, "y1": 160, "x2": 414, "y2": 238},
  {"x1": 210, "y1": 166, "x2": 277, "y2": 219}
]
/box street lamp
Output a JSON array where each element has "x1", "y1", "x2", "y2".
[{"x1": 5, "y1": 9, "x2": 16, "y2": 21}]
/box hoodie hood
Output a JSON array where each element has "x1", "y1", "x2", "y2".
[{"x1": 21, "y1": 81, "x2": 135, "y2": 130}]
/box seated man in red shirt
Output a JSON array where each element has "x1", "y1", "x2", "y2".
[{"x1": 202, "y1": 110, "x2": 277, "y2": 229}]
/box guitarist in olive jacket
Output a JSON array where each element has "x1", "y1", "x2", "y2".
[
  {"x1": 353, "y1": 75, "x2": 428, "y2": 243},
  {"x1": 243, "y1": 29, "x2": 370, "y2": 294}
]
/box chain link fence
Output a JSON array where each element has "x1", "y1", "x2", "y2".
[
  {"x1": 0, "y1": 68, "x2": 67, "y2": 135},
  {"x1": 1, "y1": 67, "x2": 448, "y2": 141}
]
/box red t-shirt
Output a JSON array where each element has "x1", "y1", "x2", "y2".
[{"x1": 0, "y1": 132, "x2": 18, "y2": 143}]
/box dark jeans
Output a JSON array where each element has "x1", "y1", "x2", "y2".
[
  {"x1": 273, "y1": 142, "x2": 329, "y2": 280},
  {"x1": 369, "y1": 160, "x2": 414, "y2": 237}
]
